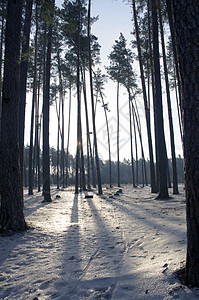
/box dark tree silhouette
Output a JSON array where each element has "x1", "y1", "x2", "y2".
[
  {"x1": 19, "y1": 0, "x2": 33, "y2": 193},
  {"x1": 169, "y1": 0, "x2": 199, "y2": 287},
  {"x1": 0, "y1": 0, "x2": 26, "y2": 232},
  {"x1": 43, "y1": 0, "x2": 55, "y2": 202},
  {"x1": 151, "y1": 0, "x2": 169, "y2": 199}
]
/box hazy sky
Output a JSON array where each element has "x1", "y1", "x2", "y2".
[{"x1": 25, "y1": 0, "x2": 183, "y2": 162}]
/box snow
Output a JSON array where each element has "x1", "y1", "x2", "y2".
[{"x1": 1, "y1": 184, "x2": 199, "y2": 299}]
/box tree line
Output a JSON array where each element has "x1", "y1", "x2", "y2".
[
  {"x1": 23, "y1": 146, "x2": 184, "y2": 187},
  {"x1": 0, "y1": 0, "x2": 199, "y2": 287}
]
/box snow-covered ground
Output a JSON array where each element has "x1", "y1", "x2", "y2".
[{"x1": 1, "y1": 184, "x2": 199, "y2": 299}]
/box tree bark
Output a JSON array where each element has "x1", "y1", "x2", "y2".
[
  {"x1": 0, "y1": 0, "x2": 26, "y2": 232},
  {"x1": 171, "y1": 0, "x2": 199, "y2": 287}
]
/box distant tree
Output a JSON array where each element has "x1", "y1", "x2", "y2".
[{"x1": 0, "y1": 0, "x2": 26, "y2": 231}]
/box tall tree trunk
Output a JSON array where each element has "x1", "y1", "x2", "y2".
[
  {"x1": 88, "y1": 0, "x2": 102, "y2": 194},
  {"x1": 55, "y1": 86, "x2": 60, "y2": 189},
  {"x1": 166, "y1": 0, "x2": 183, "y2": 113},
  {"x1": 0, "y1": 0, "x2": 26, "y2": 232},
  {"x1": 81, "y1": 68, "x2": 92, "y2": 190},
  {"x1": 28, "y1": 4, "x2": 38, "y2": 195},
  {"x1": 43, "y1": 0, "x2": 54, "y2": 202},
  {"x1": 99, "y1": 87, "x2": 112, "y2": 189},
  {"x1": 116, "y1": 80, "x2": 120, "y2": 187},
  {"x1": 132, "y1": 101, "x2": 148, "y2": 187},
  {"x1": 75, "y1": 16, "x2": 81, "y2": 194},
  {"x1": 19, "y1": 0, "x2": 33, "y2": 192},
  {"x1": 0, "y1": 0, "x2": 5, "y2": 129},
  {"x1": 57, "y1": 48, "x2": 65, "y2": 188},
  {"x1": 80, "y1": 115, "x2": 86, "y2": 191},
  {"x1": 132, "y1": 104, "x2": 138, "y2": 185},
  {"x1": 66, "y1": 83, "x2": 72, "y2": 188},
  {"x1": 170, "y1": 0, "x2": 199, "y2": 287},
  {"x1": 148, "y1": 0, "x2": 159, "y2": 192},
  {"x1": 132, "y1": 0, "x2": 156, "y2": 192},
  {"x1": 151, "y1": 0, "x2": 169, "y2": 199},
  {"x1": 37, "y1": 112, "x2": 42, "y2": 192},
  {"x1": 28, "y1": 87, "x2": 35, "y2": 195},
  {"x1": 34, "y1": 62, "x2": 42, "y2": 190},
  {"x1": 128, "y1": 89, "x2": 136, "y2": 187},
  {"x1": 158, "y1": 0, "x2": 179, "y2": 194}
]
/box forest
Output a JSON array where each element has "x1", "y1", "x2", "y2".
[{"x1": 0, "y1": 0, "x2": 199, "y2": 298}]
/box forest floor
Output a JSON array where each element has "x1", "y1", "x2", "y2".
[{"x1": 0, "y1": 184, "x2": 199, "y2": 299}]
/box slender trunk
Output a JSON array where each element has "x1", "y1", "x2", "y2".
[
  {"x1": 19, "y1": 0, "x2": 33, "y2": 192},
  {"x1": 57, "y1": 48, "x2": 65, "y2": 188},
  {"x1": 28, "y1": 21, "x2": 38, "y2": 195},
  {"x1": 132, "y1": 0, "x2": 156, "y2": 192},
  {"x1": 134, "y1": 100, "x2": 148, "y2": 186},
  {"x1": 132, "y1": 103, "x2": 138, "y2": 185},
  {"x1": 66, "y1": 84, "x2": 72, "y2": 187},
  {"x1": 116, "y1": 80, "x2": 120, "y2": 187},
  {"x1": 43, "y1": 0, "x2": 54, "y2": 202},
  {"x1": 24, "y1": 153, "x2": 27, "y2": 188},
  {"x1": 0, "y1": 0, "x2": 5, "y2": 129},
  {"x1": 132, "y1": 102, "x2": 148, "y2": 187},
  {"x1": 35, "y1": 63, "x2": 42, "y2": 191},
  {"x1": 148, "y1": 1, "x2": 159, "y2": 192},
  {"x1": 55, "y1": 87, "x2": 60, "y2": 189},
  {"x1": 75, "y1": 22, "x2": 81, "y2": 194},
  {"x1": 151, "y1": 0, "x2": 169, "y2": 199},
  {"x1": 158, "y1": 0, "x2": 179, "y2": 194},
  {"x1": 28, "y1": 89, "x2": 35, "y2": 195},
  {"x1": 80, "y1": 115, "x2": 86, "y2": 190},
  {"x1": 81, "y1": 68, "x2": 91, "y2": 190},
  {"x1": 88, "y1": 0, "x2": 102, "y2": 194},
  {"x1": 100, "y1": 90, "x2": 112, "y2": 188},
  {"x1": 128, "y1": 89, "x2": 136, "y2": 187},
  {"x1": 37, "y1": 112, "x2": 42, "y2": 192}
]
